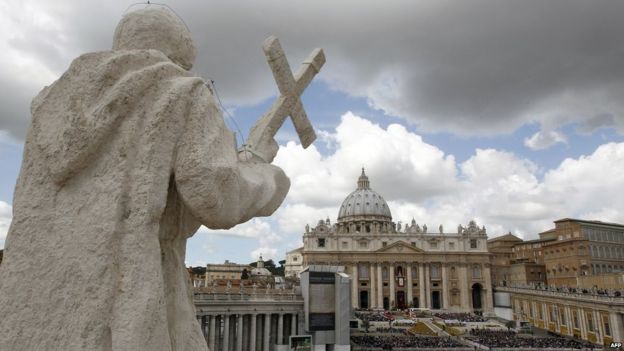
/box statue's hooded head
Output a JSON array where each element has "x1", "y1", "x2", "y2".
[{"x1": 113, "y1": 8, "x2": 196, "y2": 70}]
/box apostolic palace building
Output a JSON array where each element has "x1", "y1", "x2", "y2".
[{"x1": 295, "y1": 169, "x2": 494, "y2": 314}]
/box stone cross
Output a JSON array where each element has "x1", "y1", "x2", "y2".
[{"x1": 243, "y1": 36, "x2": 325, "y2": 162}]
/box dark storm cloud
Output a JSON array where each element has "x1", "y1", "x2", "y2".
[{"x1": 2, "y1": 0, "x2": 624, "y2": 139}]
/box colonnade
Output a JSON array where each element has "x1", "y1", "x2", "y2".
[{"x1": 197, "y1": 312, "x2": 299, "y2": 351}]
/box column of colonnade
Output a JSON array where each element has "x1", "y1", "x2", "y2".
[{"x1": 197, "y1": 312, "x2": 299, "y2": 351}]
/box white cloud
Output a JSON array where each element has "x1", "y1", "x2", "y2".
[
  {"x1": 0, "y1": 201, "x2": 11, "y2": 248},
  {"x1": 194, "y1": 218, "x2": 283, "y2": 262},
  {"x1": 250, "y1": 247, "x2": 278, "y2": 262},
  {"x1": 3, "y1": 1, "x2": 624, "y2": 138},
  {"x1": 524, "y1": 129, "x2": 568, "y2": 150},
  {"x1": 272, "y1": 112, "x2": 624, "y2": 241},
  {"x1": 274, "y1": 112, "x2": 458, "y2": 206},
  {"x1": 197, "y1": 218, "x2": 275, "y2": 240}
]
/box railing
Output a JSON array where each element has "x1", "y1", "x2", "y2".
[
  {"x1": 496, "y1": 286, "x2": 624, "y2": 304},
  {"x1": 193, "y1": 287, "x2": 303, "y2": 302}
]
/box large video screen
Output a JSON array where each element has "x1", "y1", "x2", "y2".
[{"x1": 308, "y1": 271, "x2": 335, "y2": 331}]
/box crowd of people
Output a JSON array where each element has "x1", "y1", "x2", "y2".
[
  {"x1": 373, "y1": 327, "x2": 405, "y2": 334},
  {"x1": 355, "y1": 311, "x2": 392, "y2": 322},
  {"x1": 467, "y1": 329, "x2": 595, "y2": 349},
  {"x1": 433, "y1": 312, "x2": 487, "y2": 322},
  {"x1": 351, "y1": 335, "x2": 464, "y2": 349}
]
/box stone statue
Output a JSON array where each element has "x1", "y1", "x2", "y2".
[
  {"x1": 0, "y1": 8, "x2": 323, "y2": 351},
  {"x1": 397, "y1": 222, "x2": 402, "y2": 231},
  {"x1": 422, "y1": 224, "x2": 427, "y2": 233},
  {"x1": 439, "y1": 224, "x2": 443, "y2": 234},
  {"x1": 226, "y1": 280, "x2": 233, "y2": 293}
]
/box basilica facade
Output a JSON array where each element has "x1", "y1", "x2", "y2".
[{"x1": 298, "y1": 169, "x2": 494, "y2": 314}]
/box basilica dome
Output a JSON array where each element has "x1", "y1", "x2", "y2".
[{"x1": 337, "y1": 169, "x2": 392, "y2": 222}]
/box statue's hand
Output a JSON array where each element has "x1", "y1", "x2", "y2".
[{"x1": 238, "y1": 136, "x2": 279, "y2": 163}]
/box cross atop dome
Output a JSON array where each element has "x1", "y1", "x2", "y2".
[{"x1": 357, "y1": 167, "x2": 370, "y2": 189}]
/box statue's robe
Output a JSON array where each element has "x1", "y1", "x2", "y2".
[{"x1": 0, "y1": 49, "x2": 289, "y2": 351}]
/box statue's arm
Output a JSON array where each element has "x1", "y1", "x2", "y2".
[{"x1": 173, "y1": 86, "x2": 290, "y2": 229}]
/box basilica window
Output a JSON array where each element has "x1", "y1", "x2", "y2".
[
  {"x1": 586, "y1": 313, "x2": 594, "y2": 332},
  {"x1": 448, "y1": 242, "x2": 455, "y2": 250},
  {"x1": 550, "y1": 306, "x2": 557, "y2": 323},
  {"x1": 411, "y1": 266, "x2": 417, "y2": 278},
  {"x1": 341, "y1": 241, "x2": 348, "y2": 249},
  {"x1": 559, "y1": 307, "x2": 566, "y2": 326},
  {"x1": 470, "y1": 239, "x2": 478, "y2": 249},
  {"x1": 450, "y1": 266, "x2": 457, "y2": 279},
  {"x1": 472, "y1": 265, "x2": 481, "y2": 279},
  {"x1": 366, "y1": 224, "x2": 371, "y2": 233},
  {"x1": 359, "y1": 241, "x2": 368, "y2": 249},
  {"x1": 430, "y1": 264, "x2": 440, "y2": 279},
  {"x1": 382, "y1": 241, "x2": 387, "y2": 247},
  {"x1": 317, "y1": 238, "x2": 326, "y2": 248},
  {"x1": 411, "y1": 242, "x2": 416, "y2": 247},
  {"x1": 382, "y1": 267, "x2": 389, "y2": 280},
  {"x1": 604, "y1": 317, "x2": 611, "y2": 336},
  {"x1": 396, "y1": 266, "x2": 404, "y2": 278},
  {"x1": 358, "y1": 265, "x2": 369, "y2": 279}
]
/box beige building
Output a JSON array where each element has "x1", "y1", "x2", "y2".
[
  {"x1": 205, "y1": 260, "x2": 252, "y2": 283},
  {"x1": 487, "y1": 233, "x2": 523, "y2": 286},
  {"x1": 301, "y1": 169, "x2": 493, "y2": 314},
  {"x1": 543, "y1": 218, "x2": 624, "y2": 286},
  {"x1": 284, "y1": 247, "x2": 303, "y2": 278}
]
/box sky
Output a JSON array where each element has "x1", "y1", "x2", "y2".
[{"x1": 1, "y1": 0, "x2": 624, "y2": 267}]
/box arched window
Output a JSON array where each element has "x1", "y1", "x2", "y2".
[{"x1": 396, "y1": 266, "x2": 404, "y2": 277}]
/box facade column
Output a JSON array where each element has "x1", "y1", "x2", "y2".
[
  {"x1": 425, "y1": 263, "x2": 431, "y2": 308},
  {"x1": 277, "y1": 313, "x2": 284, "y2": 346},
  {"x1": 236, "y1": 314, "x2": 244, "y2": 351},
  {"x1": 377, "y1": 263, "x2": 383, "y2": 308},
  {"x1": 610, "y1": 311, "x2": 622, "y2": 341},
  {"x1": 389, "y1": 265, "x2": 395, "y2": 308},
  {"x1": 564, "y1": 306, "x2": 573, "y2": 336},
  {"x1": 352, "y1": 264, "x2": 359, "y2": 309},
  {"x1": 406, "y1": 265, "x2": 413, "y2": 307},
  {"x1": 593, "y1": 310, "x2": 602, "y2": 340},
  {"x1": 223, "y1": 314, "x2": 230, "y2": 351},
  {"x1": 263, "y1": 313, "x2": 271, "y2": 351},
  {"x1": 419, "y1": 264, "x2": 425, "y2": 309},
  {"x1": 369, "y1": 262, "x2": 376, "y2": 309},
  {"x1": 291, "y1": 313, "x2": 297, "y2": 336},
  {"x1": 209, "y1": 315, "x2": 216, "y2": 351},
  {"x1": 459, "y1": 265, "x2": 470, "y2": 312},
  {"x1": 578, "y1": 308, "x2": 587, "y2": 340},
  {"x1": 441, "y1": 264, "x2": 449, "y2": 310},
  {"x1": 250, "y1": 314, "x2": 257, "y2": 351},
  {"x1": 483, "y1": 265, "x2": 494, "y2": 313}
]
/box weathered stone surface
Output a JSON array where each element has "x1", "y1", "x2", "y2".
[{"x1": 0, "y1": 8, "x2": 290, "y2": 351}]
